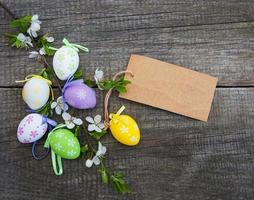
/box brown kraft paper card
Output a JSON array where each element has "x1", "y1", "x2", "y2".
[{"x1": 119, "y1": 54, "x2": 218, "y2": 122}]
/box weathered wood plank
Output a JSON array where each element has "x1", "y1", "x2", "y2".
[
  {"x1": 0, "y1": 88, "x2": 254, "y2": 200},
  {"x1": 0, "y1": 1, "x2": 254, "y2": 87}
]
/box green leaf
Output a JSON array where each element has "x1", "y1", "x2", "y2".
[
  {"x1": 111, "y1": 172, "x2": 131, "y2": 194},
  {"x1": 115, "y1": 85, "x2": 127, "y2": 93},
  {"x1": 89, "y1": 130, "x2": 107, "y2": 140},
  {"x1": 43, "y1": 43, "x2": 56, "y2": 56},
  {"x1": 98, "y1": 78, "x2": 131, "y2": 93},
  {"x1": 84, "y1": 79, "x2": 96, "y2": 87},
  {"x1": 74, "y1": 126, "x2": 81, "y2": 137},
  {"x1": 6, "y1": 34, "x2": 24, "y2": 49},
  {"x1": 37, "y1": 100, "x2": 53, "y2": 117},
  {"x1": 98, "y1": 166, "x2": 109, "y2": 184},
  {"x1": 119, "y1": 79, "x2": 131, "y2": 86},
  {"x1": 80, "y1": 144, "x2": 89, "y2": 153},
  {"x1": 37, "y1": 36, "x2": 56, "y2": 56},
  {"x1": 11, "y1": 16, "x2": 32, "y2": 33},
  {"x1": 73, "y1": 69, "x2": 83, "y2": 80},
  {"x1": 40, "y1": 68, "x2": 52, "y2": 80}
]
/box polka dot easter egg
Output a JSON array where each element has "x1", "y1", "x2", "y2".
[
  {"x1": 17, "y1": 113, "x2": 48, "y2": 144},
  {"x1": 22, "y1": 76, "x2": 51, "y2": 110},
  {"x1": 109, "y1": 106, "x2": 140, "y2": 146},
  {"x1": 48, "y1": 129, "x2": 80, "y2": 159},
  {"x1": 63, "y1": 80, "x2": 96, "y2": 109},
  {"x1": 53, "y1": 38, "x2": 89, "y2": 80}
]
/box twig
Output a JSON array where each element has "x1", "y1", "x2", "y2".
[{"x1": 40, "y1": 56, "x2": 62, "y2": 91}]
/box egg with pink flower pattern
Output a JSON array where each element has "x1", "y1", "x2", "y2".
[{"x1": 17, "y1": 113, "x2": 48, "y2": 144}]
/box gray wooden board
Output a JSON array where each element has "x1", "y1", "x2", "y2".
[
  {"x1": 0, "y1": 0, "x2": 254, "y2": 199},
  {"x1": 0, "y1": 88, "x2": 254, "y2": 200},
  {"x1": 0, "y1": 1, "x2": 254, "y2": 86}
]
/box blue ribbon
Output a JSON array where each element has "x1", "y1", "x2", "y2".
[
  {"x1": 31, "y1": 116, "x2": 57, "y2": 160},
  {"x1": 42, "y1": 116, "x2": 57, "y2": 127},
  {"x1": 32, "y1": 141, "x2": 50, "y2": 160}
]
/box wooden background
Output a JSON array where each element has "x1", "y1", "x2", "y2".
[{"x1": 0, "y1": 0, "x2": 254, "y2": 199}]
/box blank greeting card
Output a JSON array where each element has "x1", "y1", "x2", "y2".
[{"x1": 120, "y1": 55, "x2": 218, "y2": 121}]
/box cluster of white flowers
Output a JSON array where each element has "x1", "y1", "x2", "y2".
[
  {"x1": 17, "y1": 33, "x2": 33, "y2": 48},
  {"x1": 27, "y1": 14, "x2": 41, "y2": 38},
  {"x1": 85, "y1": 141, "x2": 107, "y2": 167},
  {"x1": 51, "y1": 96, "x2": 83, "y2": 129},
  {"x1": 85, "y1": 115, "x2": 105, "y2": 132},
  {"x1": 51, "y1": 96, "x2": 69, "y2": 115},
  {"x1": 29, "y1": 35, "x2": 54, "y2": 59},
  {"x1": 15, "y1": 14, "x2": 54, "y2": 59},
  {"x1": 62, "y1": 112, "x2": 83, "y2": 129}
]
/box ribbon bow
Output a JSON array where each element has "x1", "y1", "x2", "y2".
[
  {"x1": 44, "y1": 124, "x2": 66, "y2": 175},
  {"x1": 61, "y1": 76, "x2": 84, "y2": 105},
  {"x1": 42, "y1": 116, "x2": 58, "y2": 127},
  {"x1": 62, "y1": 38, "x2": 89, "y2": 53},
  {"x1": 15, "y1": 74, "x2": 52, "y2": 85},
  {"x1": 62, "y1": 76, "x2": 84, "y2": 95}
]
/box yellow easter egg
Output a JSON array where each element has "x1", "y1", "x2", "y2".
[
  {"x1": 109, "y1": 114, "x2": 140, "y2": 146},
  {"x1": 22, "y1": 77, "x2": 50, "y2": 110}
]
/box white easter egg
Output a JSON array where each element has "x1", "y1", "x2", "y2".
[
  {"x1": 17, "y1": 113, "x2": 48, "y2": 143},
  {"x1": 53, "y1": 46, "x2": 79, "y2": 80},
  {"x1": 22, "y1": 77, "x2": 50, "y2": 110}
]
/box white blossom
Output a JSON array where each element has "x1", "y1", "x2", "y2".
[
  {"x1": 94, "y1": 68, "x2": 104, "y2": 83},
  {"x1": 62, "y1": 112, "x2": 83, "y2": 129},
  {"x1": 44, "y1": 35, "x2": 54, "y2": 43},
  {"x1": 51, "y1": 96, "x2": 68, "y2": 115},
  {"x1": 85, "y1": 115, "x2": 105, "y2": 133},
  {"x1": 85, "y1": 142, "x2": 107, "y2": 168},
  {"x1": 27, "y1": 14, "x2": 41, "y2": 38},
  {"x1": 28, "y1": 47, "x2": 46, "y2": 58},
  {"x1": 17, "y1": 33, "x2": 33, "y2": 48}
]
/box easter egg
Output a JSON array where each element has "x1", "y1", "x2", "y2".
[
  {"x1": 63, "y1": 83, "x2": 96, "y2": 109},
  {"x1": 17, "y1": 113, "x2": 48, "y2": 143},
  {"x1": 48, "y1": 129, "x2": 80, "y2": 159},
  {"x1": 53, "y1": 46, "x2": 79, "y2": 80},
  {"x1": 109, "y1": 114, "x2": 140, "y2": 146},
  {"x1": 22, "y1": 77, "x2": 50, "y2": 110}
]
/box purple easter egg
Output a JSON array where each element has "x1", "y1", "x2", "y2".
[{"x1": 63, "y1": 83, "x2": 96, "y2": 109}]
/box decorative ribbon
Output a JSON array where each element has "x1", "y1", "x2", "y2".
[
  {"x1": 15, "y1": 74, "x2": 52, "y2": 85},
  {"x1": 31, "y1": 116, "x2": 57, "y2": 160},
  {"x1": 109, "y1": 106, "x2": 128, "y2": 126},
  {"x1": 109, "y1": 105, "x2": 126, "y2": 119},
  {"x1": 44, "y1": 124, "x2": 66, "y2": 175},
  {"x1": 32, "y1": 141, "x2": 50, "y2": 160},
  {"x1": 104, "y1": 71, "x2": 134, "y2": 129},
  {"x1": 42, "y1": 116, "x2": 58, "y2": 127},
  {"x1": 15, "y1": 74, "x2": 54, "y2": 100},
  {"x1": 61, "y1": 76, "x2": 84, "y2": 105},
  {"x1": 62, "y1": 38, "x2": 89, "y2": 53},
  {"x1": 62, "y1": 76, "x2": 84, "y2": 95}
]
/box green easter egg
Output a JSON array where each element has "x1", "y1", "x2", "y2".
[{"x1": 49, "y1": 129, "x2": 80, "y2": 159}]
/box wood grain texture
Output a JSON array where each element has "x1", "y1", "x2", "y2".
[
  {"x1": 0, "y1": 0, "x2": 254, "y2": 86},
  {"x1": 0, "y1": 0, "x2": 254, "y2": 199},
  {"x1": 0, "y1": 88, "x2": 254, "y2": 200}
]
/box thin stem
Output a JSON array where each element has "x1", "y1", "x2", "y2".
[
  {"x1": 40, "y1": 55, "x2": 62, "y2": 91},
  {"x1": 82, "y1": 124, "x2": 96, "y2": 153}
]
